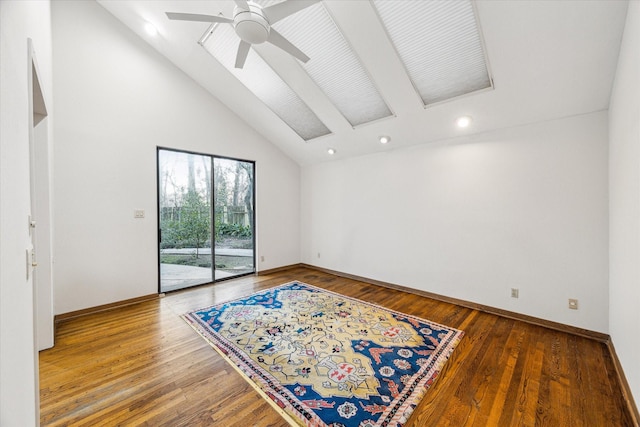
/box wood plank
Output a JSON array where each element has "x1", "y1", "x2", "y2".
[{"x1": 39, "y1": 266, "x2": 634, "y2": 426}]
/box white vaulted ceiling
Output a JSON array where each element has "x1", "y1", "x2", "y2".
[{"x1": 96, "y1": 0, "x2": 628, "y2": 165}]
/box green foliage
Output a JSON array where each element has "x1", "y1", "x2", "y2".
[
  {"x1": 217, "y1": 222, "x2": 252, "y2": 238},
  {"x1": 160, "y1": 254, "x2": 212, "y2": 268},
  {"x1": 160, "y1": 190, "x2": 211, "y2": 253},
  {"x1": 159, "y1": 221, "x2": 181, "y2": 249},
  {"x1": 160, "y1": 191, "x2": 252, "y2": 252}
]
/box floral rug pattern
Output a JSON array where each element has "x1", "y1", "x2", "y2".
[{"x1": 183, "y1": 282, "x2": 463, "y2": 426}]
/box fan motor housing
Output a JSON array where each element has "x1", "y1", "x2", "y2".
[{"x1": 233, "y1": 3, "x2": 270, "y2": 44}]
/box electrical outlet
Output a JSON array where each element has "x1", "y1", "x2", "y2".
[
  {"x1": 568, "y1": 299, "x2": 578, "y2": 310},
  {"x1": 511, "y1": 288, "x2": 519, "y2": 298},
  {"x1": 260, "y1": 256, "x2": 265, "y2": 262},
  {"x1": 317, "y1": 252, "x2": 321, "y2": 258},
  {"x1": 134, "y1": 209, "x2": 145, "y2": 219}
]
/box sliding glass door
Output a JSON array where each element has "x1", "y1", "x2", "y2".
[
  {"x1": 213, "y1": 157, "x2": 255, "y2": 280},
  {"x1": 158, "y1": 148, "x2": 255, "y2": 292}
]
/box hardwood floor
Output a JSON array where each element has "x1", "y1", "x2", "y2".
[{"x1": 39, "y1": 266, "x2": 634, "y2": 426}]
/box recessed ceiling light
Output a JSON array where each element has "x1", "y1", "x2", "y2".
[
  {"x1": 379, "y1": 135, "x2": 391, "y2": 144},
  {"x1": 456, "y1": 115, "x2": 472, "y2": 128},
  {"x1": 144, "y1": 22, "x2": 158, "y2": 37},
  {"x1": 327, "y1": 148, "x2": 336, "y2": 155}
]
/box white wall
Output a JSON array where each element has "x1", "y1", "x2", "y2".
[
  {"x1": 302, "y1": 112, "x2": 609, "y2": 333},
  {"x1": 609, "y1": 0, "x2": 639, "y2": 405},
  {"x1": 0, "y1": 1, "x2": 53, "y2": 425},
  {"x1": 52, "y1": 0, "x2": 300, "y2": 314}
]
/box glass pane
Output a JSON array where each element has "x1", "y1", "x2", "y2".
[
  {"x1": 214, "y1": 158, "x2": 255, "y2": 280},
  {"x1": 159, "y1": 150, "x2": 213, "y2": 292}
]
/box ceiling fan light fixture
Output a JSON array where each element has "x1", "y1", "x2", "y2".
[
  {"x1": 166, "y1": 0, "x2": 317, "y2": 69},
  {"x1": 233, "y1": 3, "x2": 269, "y2": 44},
  {"x1": 379, "y1": 135, "x2": 391, "y2": 144},
  {"x1": 456, "y1": 115, "x2": 472, "y2": 128}
]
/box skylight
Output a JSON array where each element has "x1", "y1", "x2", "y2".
[
  {"x1": 373, "y1": 0, "x2": 492, "y2": 106},
  {"x1": 264, "y1": 1, "x2": 393, "y2": 127},
  {"x1": 198, "y1": 1, "x2": 488, "y2": 140},
  {"x1": 200, "y1": 22, "x2": 331, "y2": 141}
]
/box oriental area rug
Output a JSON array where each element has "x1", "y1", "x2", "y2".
[{"x1": 182, "y1": 281, "x2": 464, "y2": 427}]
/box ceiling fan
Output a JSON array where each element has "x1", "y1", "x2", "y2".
[{"x1": 166, "y1": 0, "x2": 320, "y2": 69}]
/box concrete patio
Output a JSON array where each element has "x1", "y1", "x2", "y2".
[{"x1": 159, "y1": 247, "x2": 254, "y2": 292}]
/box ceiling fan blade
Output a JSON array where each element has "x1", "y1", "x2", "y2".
[
  {"x1": 235, "y1": 41, "x2": 251, "y2": 69},
  {"x1": 234, "y1": 0, "x2": 250, "y2": 9},
  {"x1": 263, "y1": 0, "x2": 320, "y2": 24},
  {"x1": 267, "y1": 29, "x2": 310, "y2": 63},
  {"x1": 165, "y1": 12, "x2": 232, "y2": 24}
]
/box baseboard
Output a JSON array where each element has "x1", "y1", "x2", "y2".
[
  {"x1": 607, "y1": 340, "x2": 640, "y2": 427},
  {"x1": 300, "y1": 263, "x2": 608, "y2": 342},
  {"x1": 55, "y1": 293, "x2": 160, "y2": 324},
  {"x1": 257, "y1": 263, "x2": 305, "y2": 276}
]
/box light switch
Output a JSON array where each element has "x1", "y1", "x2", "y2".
[{"x1": 134, "y1": 209, "x2": 145, "y2": 219}]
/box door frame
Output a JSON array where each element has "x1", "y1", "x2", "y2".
[
  {"x1": 28, "y1": 39, "x2": 54, "y2": 353},
  {"x1": 27, "y1": 37, "x2": 53, "y2": 426},
  {"x1": 156, "y1": 146, "x2": 256, "y2": 293}
]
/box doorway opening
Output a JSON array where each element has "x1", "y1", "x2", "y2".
[
  {"x1": 28, "y1": 39, "x2": 54, "y2": 353},
  {"x1": 157, "y1": 148, "x2": 255, "y2": 292}
]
